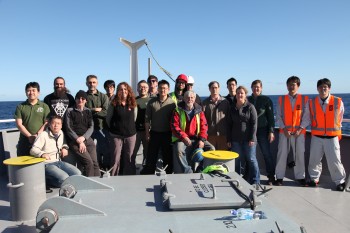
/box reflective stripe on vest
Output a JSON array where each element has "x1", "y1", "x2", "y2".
[
  {"x1": 172, "y1": 108, "x2": 200, "y2": 142},
  {"x1": 170, "y1": 92, "x2": 178, "y2": 106},
  {"x1": 310, "y1": 95, "x2": 341, "y2": 136},
  {"x1": 278, "y1": 94, "x2": 308, "y2": 134}
]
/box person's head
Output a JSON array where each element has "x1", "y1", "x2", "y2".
[
  {"x1": 157, "y1": 80, "x2": 170, "y2": 98},
  {"x1": 147, "y1": 75, "x2": 158, "y2": 92},
  {"x1": 184, "y1": 90, "x2": 196, "y2": 109},
  {"x1": 49, "y1": 115, "x2": 63, "y2": 134},
  {"x1": 104, "y1": 80, "x2": 115, "y2": 97},
  {"x1": 317, "y1": 78, "x2": 332, "y2": 98},
  {"x1": 176, "y1": 74, "x2": 188, "y2": 92},
  {"x1": 208, "y1": 81, "x2": 220, "y2": 97},
  {"x1": 53, "y1": 77, "x2": 68, "y2": 95},
  {"x1": 113, "y1": 82, "x2": 137, "y2": 108},
  {"x1": 226, "y1": 77, "x2": 237, "y2": 96},
  {"x1": 186, "y1": 76, "x2": 195, "y2": 91},
  {"x1": 236, "y1": 86, "x2": 248, "y2": 102},
  {"x1": 251, "y1": 80, "x2": 263, "y2": 97},
  {"x1": 286, "y1": 76, "x2": 300, "y2": 96},
  {"x1": 137, "y1": 80, "x2": 149, "y2": 97},
  {"x1": 86, "y1": 75, "x2": 98, "y2": 93},
  {"x1": 25, "y1": 82, "x2": 40, "y2": 101},
  {"x1": 75, "y1": 90, "x2": 88, "y2": 109}
]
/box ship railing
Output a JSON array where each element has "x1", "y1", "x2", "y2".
[{"x1": 1, "y1": 118, "x2": 350, "y2": 124}]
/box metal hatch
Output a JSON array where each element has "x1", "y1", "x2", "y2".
[{"x1": 161, "y1": 172, "x2": 262, "y2": 210}]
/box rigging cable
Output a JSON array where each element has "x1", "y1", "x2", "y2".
[{"x1": 144, "y1": 41, "x2": 175, "y2": 82}]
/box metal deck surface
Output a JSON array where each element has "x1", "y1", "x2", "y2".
[
  {"x1": 1, "y1": 129, "x2": 350, "y2": 233},
  {"x1": 1, "y1": 173, "x2": 350, "y2": 233}
]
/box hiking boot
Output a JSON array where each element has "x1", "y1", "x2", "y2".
[
  {"x1": 274, "y1": 179, "x2": 283, "y2": 186},
  {"x1": 267, "y1": 176, "x2": 275, "y2": 185},
  {"x1": 336, "y1": 182, "x2": 346, "y2": 191},
  {"x1": 297, "y1": 179, "x2": 307, "y2": 187},
  {"x1": 307, "y1": 180, "x2": 318, "y2": 187}
]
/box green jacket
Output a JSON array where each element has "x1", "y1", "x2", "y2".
[
  {"x1": 247, "y1": 94, "x2": 275, "y2": 133},
  {"x1": 86, "y1": 90, "x2": 109, "y2": 130}
]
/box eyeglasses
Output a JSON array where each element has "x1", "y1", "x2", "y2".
[{"x1": 148, "y1": 80, "x2": 157, "y2": 83}]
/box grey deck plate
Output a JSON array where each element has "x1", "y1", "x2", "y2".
[{"x1": 38, "y1": 173, "x2": 302, "y2": 233}]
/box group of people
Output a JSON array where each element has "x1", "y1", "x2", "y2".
[{"x1": 14, "y1": 74, "x2": 347, "y2": 191}]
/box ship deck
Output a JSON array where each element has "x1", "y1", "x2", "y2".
[
  {"x1": 1, "y1": 168, "x2": 350, "y2": 233},
  {"x1": 1, "y1": 129, "x2": 350, "y2": 233}
]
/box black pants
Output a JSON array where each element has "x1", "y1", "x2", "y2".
[{"x1": 141, "y1": 131, "x2": 173, "y2": 174}]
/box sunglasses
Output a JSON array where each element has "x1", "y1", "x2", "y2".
[{"x1": 148, "y1": 80, "x2": 157, "y2": 83}]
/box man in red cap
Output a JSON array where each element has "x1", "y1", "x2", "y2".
[{"x1": 170, "y1": 74, "x2": 188, "y2": 106}]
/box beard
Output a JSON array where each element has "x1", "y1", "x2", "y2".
[
  {"x1": 186, "y1": 102, "x2": 194, "y2": 109},
  {"x1": 55, "y1": 87, "x2": 67, "y2": 97}
]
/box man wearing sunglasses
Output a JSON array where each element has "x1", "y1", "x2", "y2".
[{"x1": 147, "y1": 75, "x2": 158, "y2": 97}]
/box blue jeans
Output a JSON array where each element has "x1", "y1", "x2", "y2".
[
  {"x1": 256, "y1": 127, "x2": 275, "y2": 177},
  {"x1": 231, "y1": 141, "x2": 260, "y2": 184},
  {"x1": 173, "y1": 139, "x2": 215, "y2": 173},
  {"x1": 45, "y1": 161, "x2": 81, "y2": 188}
]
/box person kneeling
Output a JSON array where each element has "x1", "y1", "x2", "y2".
[
  {"x1": 30, "y1": 115, "x2": 81, "y2": 188},
  {"x1": 171, "y1": 90, "x2": 215, "y2": 173}
]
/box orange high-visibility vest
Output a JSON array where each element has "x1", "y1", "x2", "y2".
[
  {"x1": 279, "y1": 94, "x2": 308, "y2": 134},
  {"x1": 309, "y1": 95, "x2": 342, "y2": 136}
]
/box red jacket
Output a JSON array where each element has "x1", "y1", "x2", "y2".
[{"x1": 171, "y1": 102, "x2": 208, "y2": 142}]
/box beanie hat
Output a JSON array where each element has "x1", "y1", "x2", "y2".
[
  {"x1": 176, "y1": 74, "x2": 188, "y2": 83},
  {"x1": 75, "y1": 90, "x2": 88, "y2": 100}
]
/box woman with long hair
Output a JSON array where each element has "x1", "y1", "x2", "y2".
[{"x1": 106, "y1": 82, "x2": 137, "y2": 175}]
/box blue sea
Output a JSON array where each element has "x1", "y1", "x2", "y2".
[{"x1": 1, "y1": 93, "x2": 350, "y2": 134}]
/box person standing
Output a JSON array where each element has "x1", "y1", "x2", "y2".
[
  {"x1": 15, "y1": 82, "x2": 50, "y2": 156},
  {"x1": 85, "y1": 75, "x2": 110, "y2": 170},
  {"x1": 170, "y1": 74, "x2": 188, "y2": 106},
  {"x1": 172, "y1": 90, "x2": 214, "y2": 173},
  {"x1": 307, "y1": 78, "x2": 346, "y2": 191},
  {"x1": 30, "y1": 115, "x2": 81, "y2": 188},
  {"x1": 248, "y1": 80, "x2": 276, "y2": 185},
  {"x1": 275, "y1": 76, "x2": 308, "y2": 186},
  {"x1": 186, "y1": 75, "x2": 202, "y2": 106},
  {"x1": 65, "y1": 90, "x2": 100, "y2": 177},
  {"x1": 132, "y1": 80, "x2": 150, "y2": 166},
  {"x1": 227, "y1": 86, "x2": 259, "y2": 185},
  {"x1": 104, "y1": 79, "x2": 116, "y2": 101},
  {"x1": 107, "y1": 82, "x2": 138, "y2": 175},
  {"x1": 202, "y1": 81, "x2": 230, "y2": 150},
  {"x1": 225, "y1": 77, "x2": 238, "y2": 106},
  {"x1": 44, "y1": 77, "x2": 75, "y2": 118},
  {"x1": 140, "y1": 80, "x2": 176, "y2": 174},
  {"x1": 147, "y1": 75, "x2": 158, "y2": 97}
]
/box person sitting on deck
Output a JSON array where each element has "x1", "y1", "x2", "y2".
[
  {"x1": 171, "y1": 90, "x2": 215, "y2": 173},
  {"x1": 30, "y1": 115, "x2": 81, "y2": 188}
]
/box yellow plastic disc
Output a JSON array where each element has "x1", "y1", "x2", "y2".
[
  {"x1": 3, "y1": 156, "x2": 45, "y2": 165},
  {"x1": 202, "y1": 150, "x2": 239, "y2": 160}
]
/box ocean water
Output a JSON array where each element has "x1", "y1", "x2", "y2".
[{"x1": 1, "y1": 94, "x2": 350, "y2": 134}]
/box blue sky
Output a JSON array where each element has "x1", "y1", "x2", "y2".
[{"x1": 1, "y1": 0, "x2": 349, "y2": 101}]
